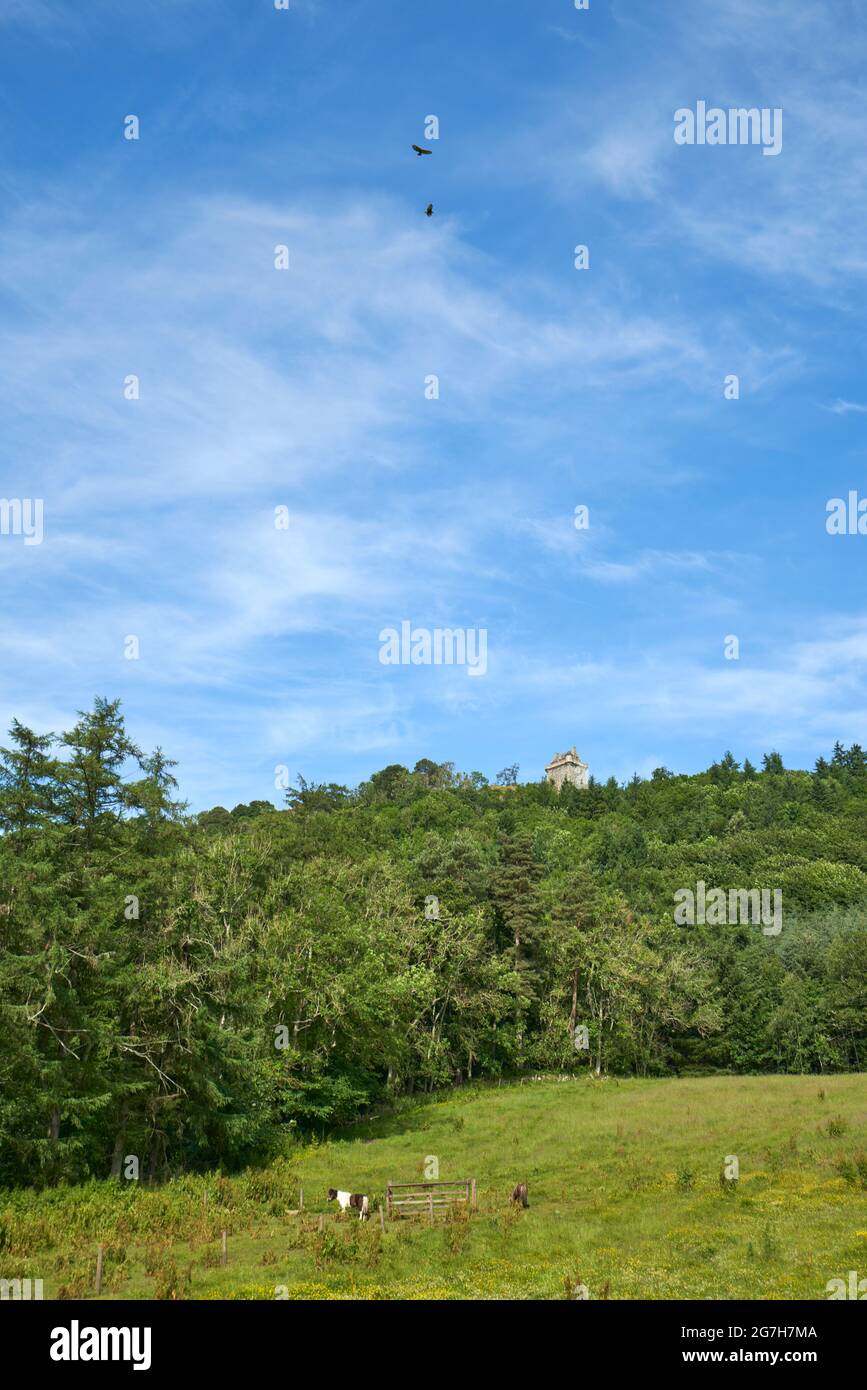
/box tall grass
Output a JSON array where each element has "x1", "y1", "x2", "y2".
[{"x1": 2, "y1": 1075, "x2": 865, "y2": 1300}]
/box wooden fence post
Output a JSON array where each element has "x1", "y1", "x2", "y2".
[
  {"x1": 94, "y1": 1244, "x2": 104, "y2": 1296},
  {"x1": 471, "y1": 1178, "x2": 477, "y2": 1211},
  {"x1": 221, "y1": 1230, "x2": 228, "y2": 1266},
  {"x1": 318, "y1": 1214, "x2": 324, "y2": 1233},
  {"x1": 299, "y1": 1186, "x2": 304, "y2": 1211},
  {"x1": 428, "y1": 1192, "x2": 434, "y2": 1224},
  {"x1": 378, "y1": 1203, "x2": 385, "y2": 1232}
]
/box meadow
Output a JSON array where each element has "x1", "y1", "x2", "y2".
[{"x1": 2, "y1": 1074, "x2": 865, "y2": 1301}]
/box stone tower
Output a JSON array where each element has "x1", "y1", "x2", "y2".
[{"x1": 545, "y1": 747, "x2": 589, "y2": 791}]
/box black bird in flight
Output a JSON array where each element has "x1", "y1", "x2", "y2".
[
  {"x1": 425, "y1": 203, "x2": 433, "y2": 217},
  {"x1": 412, "y1": 144, "x2": 433, "y2": 156}
]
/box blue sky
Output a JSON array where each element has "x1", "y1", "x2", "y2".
[{"x1": 1, "y1": 0, "x2": 867, "y2": 809}]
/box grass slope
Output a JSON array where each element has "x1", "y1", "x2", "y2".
[{"x1": 3, "y1": 1075, "x2": 865, "y2": 1300}]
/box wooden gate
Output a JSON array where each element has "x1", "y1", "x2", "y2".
[{"x1": 386, "y1": 1178, "x2": 477, "y2": 1219}]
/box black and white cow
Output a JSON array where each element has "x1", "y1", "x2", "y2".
[{"x1": 327, "y1": 1188, "x2": 370, "y2": 1221}]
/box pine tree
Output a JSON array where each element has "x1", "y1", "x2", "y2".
[
  {"x1": 0, "y1": 719, "x2": 56, "y2": 845},
  {"x1": 761, "y1": 751, "x2": 784, "y2": 775},
  {"x1": 491, "y1": 833, "x2": 545, "y2": 1058},
  {"x1": 55, "y1": 697, "x2": 143, "y2": 852}
]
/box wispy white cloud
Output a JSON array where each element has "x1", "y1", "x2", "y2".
[
  {"x1": 1, "y1": 2, "x2": 863, "y2": 802},
  {"x1": 545, "y1": 24, "x2": 591, "y2": 47},
  {"x1": 476, "y1": 612, "x2": 867, "y2": 760},
  {"x1": 494, "y1": 0, "x2": 867, "y2": 297},
  {"x1": 2, "y1": 186, "x2": 737, "y2": 797}
]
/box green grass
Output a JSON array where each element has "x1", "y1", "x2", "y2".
[{"x1": 3, "y1": 1075, "x2": 866, "y2": 1300}]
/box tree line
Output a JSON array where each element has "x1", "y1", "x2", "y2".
[{"x1": 1, "y1": 699, "x2": 865, "y2": 1187}]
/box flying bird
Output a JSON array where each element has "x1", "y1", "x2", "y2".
[
  {"x1": 425, "y1": 203, "x2": 433, "y2": 217},
  {"x1": 412, "y1": 144, "x2": 432, "y2": 156}
]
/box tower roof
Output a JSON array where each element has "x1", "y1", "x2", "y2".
[{"x1": 545, "y1": 747, "x2": 586, "y2": 771}]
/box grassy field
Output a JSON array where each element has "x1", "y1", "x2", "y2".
[{"x1": 3, "y1": 1074, "x2": 866, "y2": 1300}]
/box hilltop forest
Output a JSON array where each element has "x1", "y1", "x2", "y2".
[{"x1": 1, "y1": 698, "x2": 865, "y2": 1187}]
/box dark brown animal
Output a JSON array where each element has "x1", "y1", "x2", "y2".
[
  {"x1": 511, "y1": 1182, "x2": 529, "y2": 1208},
  {"x1": 425, "y1": 204, "x2": 433, "y2": 217},
  {"x1": 412, "y1": 144, "x2": 432, "y2": 156}
]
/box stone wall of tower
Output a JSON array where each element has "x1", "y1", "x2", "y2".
[{"x1": 545, "y1": 749, "x2": 589, "y2": 791}]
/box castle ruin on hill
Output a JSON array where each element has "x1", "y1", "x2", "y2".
[{"x1": 545, "y1": 747, "x2": 589, "y2": 791}]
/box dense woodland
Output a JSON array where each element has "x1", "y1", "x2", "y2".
[{"x1": 1, "y1": 698, "x2": 865, "y2": 1187}]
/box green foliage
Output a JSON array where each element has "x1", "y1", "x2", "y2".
[{"x1": 1, "y1": 705, "x2": 866, "y2": 1186}]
